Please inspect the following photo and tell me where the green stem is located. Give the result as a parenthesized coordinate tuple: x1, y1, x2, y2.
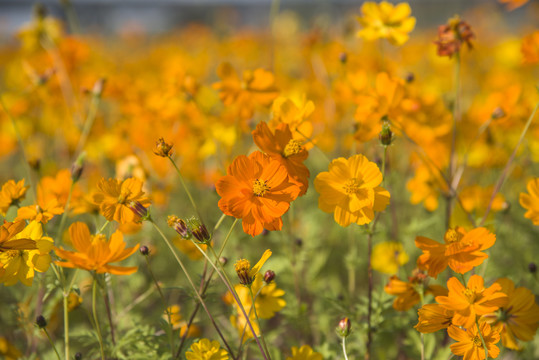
(42, 328, 62, 360)
(446, 52, 461, 229)
(97, 220, 110, 234)
(74, 81, 103, 157)
(168, 156, 204, 224)
(151, 221, 235, 359)
(57, 181, 75, 246)
(92, 277, 106, 360)
(342, 336, 349, 360)
(249, 287, 272, 360)
(475, 319, 489, 360)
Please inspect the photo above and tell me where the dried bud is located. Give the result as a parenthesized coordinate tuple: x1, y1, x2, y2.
(188, 218, 211, 243)
(336, 317, 351, 338)
(379, 122, 393, 146)
(339, 52, 348, 64)
(139, 245, 150, 256)
(75, 353, 82, 360)
(405, 72, 415, 83)
(264, 270, 275, 284)
(128, 201, 150, 222)
(219, 257, 228, 266)
(491, 107, 505, 119)
(71, 152, 86, 182)
(434, 16, 474, 58)
(529, 262, 537, 274)
(35, 315, 47, 329)
(168, 215, 191, 238)
(153, 137, 174, 157)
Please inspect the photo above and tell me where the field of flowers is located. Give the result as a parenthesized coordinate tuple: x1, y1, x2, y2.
(1, 0, 539, 359)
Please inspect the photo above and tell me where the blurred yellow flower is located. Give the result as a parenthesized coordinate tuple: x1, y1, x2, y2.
(286, 345, 323, 360)
(519, 178, 539, 225)
(371, 241, 409, 274)
(185, 338, 228, 360)
(407, 164, 447, 212)
(0, 179, 29, 215)
(522, 31, 539, 64)
(0, 336, 21, 360)
(314, 154, 390, 227)
(356, 1, 416, 46)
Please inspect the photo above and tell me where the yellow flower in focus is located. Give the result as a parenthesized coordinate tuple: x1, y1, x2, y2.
(371, 241, 409, 274)
(92, 177, 151, 224)
(0, 221, 54, 286)
(0, 221, 35, 252)
(234, 249, 272, 286)
(314, 154, 390, 227)
(286, 345, 323, 360)
(185, 338, 229, 360)
(234, 273, 286, 319)
(0, 179, 29, 215)
(519, 178, 539, 225)
(55, 222, 138, 275)
(356, 1, 416, 46)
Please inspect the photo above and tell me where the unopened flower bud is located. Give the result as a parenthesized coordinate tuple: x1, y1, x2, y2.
(339, 52, 348, 64)
(405, 72, 415, 83)
(188, 218, 211, 243)
(153, 137, 174, 157)
(235, 259, 253, 286)
(295, 238, 303, 247)
(92, 78, 106, 97)
(139, 245, 150, 256)
(75, 353, 82, 360)
(264, 270, 275, 284)
(219, 257, 228, 266)
(336, 317, 351, 338)
(71, 152, 86, 183)
(379, 122, 393, 146)
(491, 107, 505, 119)
(168, 216, 190, 238)
(128, 201, 150, 222)
(36, 315, 47, 329)
(529, 262, 537, 274)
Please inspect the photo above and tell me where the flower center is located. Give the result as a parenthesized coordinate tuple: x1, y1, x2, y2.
(283, 139, 302, 157)
(235, 259, 253, 285)
(343, 178, 362, 194)
(253, 179, 270, 197)
(472, 335, 483, 348)
(4, 249, 22, 259)
(118, 189, 132, 204)
(463, 287, 478, 303)
(92, 234, 107, 244)
(444, 229, 464, 243)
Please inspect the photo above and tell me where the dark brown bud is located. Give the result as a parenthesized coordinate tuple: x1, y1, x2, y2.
(188, 218, 211, 243)
(529, 263, 537, 274)
(219, 257, 228, 266)
(405, 72, 415, 83)
(36, 315, 47, 329)
(128, 201, 150, 221)
(153, 138, 174, 157)
(264, 270, 275, 284)
(139, 245, 150, 256)
(339, 52, 348, 64)
(74, 353, 82, 360)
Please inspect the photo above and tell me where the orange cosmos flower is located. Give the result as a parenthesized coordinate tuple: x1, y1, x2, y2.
(15, 193, 64, 224)
(519, 178, 539, 225)
(314, 154, 390, 227)
(215, 151, 300, 237)
(385, 271, 447, 311)
(252, 121, 310, 196)
(415, 304, 454, 333)
(407, 164, 448, 212)
(55, 222, 138, 275)
(522, 31, 539, 65)
(436, 275, 507, 329)
(0, 221, 36, 252)
(92, 177, 151, 224)
(0, 179, 29, 215)
(482, 278, 539, 350)
(415, 227, 496, 279)
(448, 323, 500, 360)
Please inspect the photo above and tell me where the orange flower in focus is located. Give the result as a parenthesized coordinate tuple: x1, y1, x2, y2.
(519, 178, 539, 225)
(314, 154, 390, 227)
(385, 271, 447, 311)
(253, 121, 310, 196)
(415, 227, 496, 279)
(436, 275, 507, 329)
(215, 151, 300, 236)
(92, 177, 150, 224)
(415, 304, 454, 333)
(55, 222, 138, 275)
(448, 323, 500, 360)
(0, 179, 29, 215)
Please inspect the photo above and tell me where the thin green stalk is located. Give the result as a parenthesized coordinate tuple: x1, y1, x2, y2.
(57, 181, 75, 246)
(446, 52, 461, 229)
(74, 80, 104, 157)
(62, 268, 78, 360)
(249, 287, 272, 360)
(92, 277, 106, 360)
(168, 157, 204, 224)
(42, 328, 62, 360)
(342, 336, 349, 360)
(475, 319, 489, 360)
(151, 221, 236, 359)
(97, 220, 110, 234)
(190, 241, 269, 360)
(144, 255, 175, 359)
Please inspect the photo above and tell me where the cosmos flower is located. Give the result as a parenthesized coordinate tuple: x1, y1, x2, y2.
(448, 322, 500, 360)
(0, 179, 29, 215)
(185, 338, 228, 360)
(286, 345, 323, 360)
(519, 177, 539, 225)
(415, 303, 454, 333)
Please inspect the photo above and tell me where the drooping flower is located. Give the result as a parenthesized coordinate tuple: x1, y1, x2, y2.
(314, 154, 390, 227)
(252, 121, 310, 195)
(436, 275, 507, 329)
(0, 179, 29, 215)
(434, 16, 474, 58)
(415, 304, 454, 333)
(234, 249, 272, 286)
(55, 222, 138, 275)
(448, 322, 501, 360)
(482, 278, 539, 350)
(0, 221, 54, 286)
(415, 227, 496, 279)
(286, 345, 323, 360)
(385, 270, 447, 311)
(153, 137, 174, 157)
(519, 178, 539, 225)
(185, 338, 229, 360)
(371, 241, 409, 275)
(216, 151, 300, 236)
(92, 177, 151, 224)
(356, 1, 416, 46)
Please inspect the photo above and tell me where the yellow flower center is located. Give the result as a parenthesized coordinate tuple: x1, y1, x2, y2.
(4, 249, 22, 259)
(283, 139, 302, 157)
(118, 189, 132, 204)
(234, 259, 253, 285)
(472, 335, 483, 348)
(444, 229, 464, 243)
(463, 287, 478, 303)
(92, 234, 107, 244)
(343, 178, 362, 194)
(253, 179, 270, 197)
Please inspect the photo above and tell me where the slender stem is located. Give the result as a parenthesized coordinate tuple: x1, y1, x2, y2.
(42, 328, 62, 360)
(446, 52, 461, 229)
(103, 284, 116, 345)
(144, 256, 175, 359)
(475, 319, 489, 360)
(97, 220, 110, 234)
(342, 336, 350, 360)
(479, 100, 539, 226)
(168, 156, 204, 224)
(249, 287, 272, 360)
(151, 221, 236, 359)
(74, 80, 103, 158)
(190, 241, 268, 360)
(92, 277, 106, 360)
(57, 181, 75, 246)
(213, 213, 227, 233)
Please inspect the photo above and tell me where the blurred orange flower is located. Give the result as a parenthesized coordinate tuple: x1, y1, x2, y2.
(519, 178, 539, 225)
(385, 271, 447, 311)
(55, 222, 138, 275)
(522, 31, 539, 64)
(15, 194, 64, 224)
(216, 151, 300, 236)
(415, 227, 496, 279)
(0, 179, 29, 215)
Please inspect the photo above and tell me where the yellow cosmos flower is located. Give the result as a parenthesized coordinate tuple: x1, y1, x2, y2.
(185, 338, 229, 360)
(234, 249, 272, 286)
(234, 273, 286, 319)
(0, 221, 53, 286)
(314, 154, 390, 227)
(519, 178, 539, 225)
(92, 177, 151, 224)
(448, 323, 500, 360)
(356, 1, 416, 46)
(415, 304, 454, 333)
(54, 222, 138, 275)
(371, 241, 409, 274)
(286, 345, 323, 360)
